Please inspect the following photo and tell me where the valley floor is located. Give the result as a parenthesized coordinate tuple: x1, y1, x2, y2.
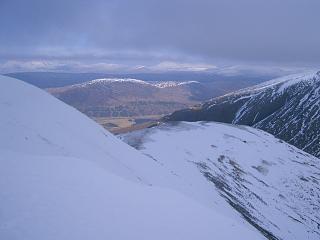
(94, 114, 162, 133)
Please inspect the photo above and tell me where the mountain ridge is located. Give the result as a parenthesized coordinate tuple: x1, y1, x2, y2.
(47, 78, 212, 118)
(166, 71, 320, 158)
(73, 78, 200, 88)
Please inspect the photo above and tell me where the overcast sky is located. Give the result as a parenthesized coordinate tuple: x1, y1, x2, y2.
(0, 0, 319, 74)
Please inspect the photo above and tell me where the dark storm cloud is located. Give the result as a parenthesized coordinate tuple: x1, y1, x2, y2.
(0, 0, 320, 72)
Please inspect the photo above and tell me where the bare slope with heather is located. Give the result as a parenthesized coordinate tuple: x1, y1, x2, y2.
(47, 78, 211, 117)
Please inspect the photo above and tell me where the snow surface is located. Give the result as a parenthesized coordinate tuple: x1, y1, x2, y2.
(153, 81, 199, 88)
(219, 70, 320, 98)
(76, 78, 199, 89)
(0, 75, 263, 240)
(121, 122, 320, 240)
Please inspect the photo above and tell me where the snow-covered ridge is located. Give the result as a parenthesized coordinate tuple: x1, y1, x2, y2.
(77, 78, 200, 88)
(83, 78, 150, 86)
(221, 70, 320, 98)
(153, 80, 200, 88)
(249, 70, 320, 93)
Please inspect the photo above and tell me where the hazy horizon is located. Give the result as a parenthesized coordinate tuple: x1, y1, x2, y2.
(1, 0, 320, 75)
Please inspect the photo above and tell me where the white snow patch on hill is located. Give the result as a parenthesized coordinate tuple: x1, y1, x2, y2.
(154, 81, 200, 88)
(121, 122, 320, 240)
(76, 78, 200, 89)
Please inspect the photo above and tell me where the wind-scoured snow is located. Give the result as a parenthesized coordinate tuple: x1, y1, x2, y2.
(121, 122, 320, 240)
(0, 76, 263, 240)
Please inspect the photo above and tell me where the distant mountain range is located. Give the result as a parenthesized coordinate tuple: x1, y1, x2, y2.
(47, 78, 214, 117)
(46, 74, 272, 119)
(6, 71, 273, 121)
(5, 71, 272, 88)
(166, 71, 320, 158)
(6, 71, 274, 128)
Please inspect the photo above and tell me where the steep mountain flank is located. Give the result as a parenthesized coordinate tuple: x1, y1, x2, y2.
(166, 71, 320, 158)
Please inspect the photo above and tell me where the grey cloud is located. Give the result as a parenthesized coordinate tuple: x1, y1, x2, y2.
(0, 0, 320, 72)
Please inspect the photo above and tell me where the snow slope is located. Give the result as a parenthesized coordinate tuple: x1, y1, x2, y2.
(121, 122, 320, 240)
(166, 71, 320, 158)
(228, 71, 319, 95)
(0, 75, 263, 240)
